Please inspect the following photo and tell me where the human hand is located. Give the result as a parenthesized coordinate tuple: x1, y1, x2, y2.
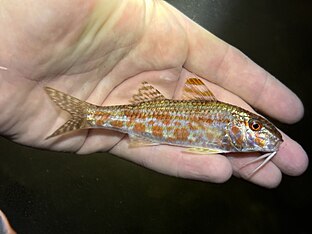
(0, 0, 308, 187)
(0, 209, 16, 234)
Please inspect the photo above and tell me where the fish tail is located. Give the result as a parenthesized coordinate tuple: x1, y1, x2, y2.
(44, 87, 94, 139)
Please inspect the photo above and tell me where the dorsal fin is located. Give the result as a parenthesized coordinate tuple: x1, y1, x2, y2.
(129, 81, 166, 104)
(182, 78, 217, 101)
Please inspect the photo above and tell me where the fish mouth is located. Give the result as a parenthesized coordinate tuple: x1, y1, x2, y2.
(276, 137, 284, 148)
(271, 131, 283, 150)
(266, 136, 283, 152)
(276, 130, 283, 143)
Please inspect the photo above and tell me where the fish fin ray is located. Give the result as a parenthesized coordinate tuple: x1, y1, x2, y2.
(45, 87, 94, 139)
(46, 117, 89, 139)
(128, 135, 160, 147)
(184, 147, 228, 155)
(129, 81, 166, 104)
(182, 78, 217, 101)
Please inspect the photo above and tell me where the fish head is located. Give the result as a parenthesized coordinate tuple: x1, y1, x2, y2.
(228, 112, 283, 152)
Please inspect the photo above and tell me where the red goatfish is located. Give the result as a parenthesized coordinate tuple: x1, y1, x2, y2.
(45, 78, 283, 176)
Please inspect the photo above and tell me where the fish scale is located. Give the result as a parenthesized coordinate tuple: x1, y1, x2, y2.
(45, 78, 283, 175)
(92, 100, 251, 151)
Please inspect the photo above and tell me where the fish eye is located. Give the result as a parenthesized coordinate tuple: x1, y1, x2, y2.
(248, 119, 262, 131)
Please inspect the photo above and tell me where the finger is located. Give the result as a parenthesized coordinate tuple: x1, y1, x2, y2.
(0, 209, 16, 234)
(232, 132, 308, 178)
(110, 137, 232, 183)
(228, 131, 308, 187)
(229, 154, 283, 188)
(272, 133, 308, 176)
(182, 17, 303, 124)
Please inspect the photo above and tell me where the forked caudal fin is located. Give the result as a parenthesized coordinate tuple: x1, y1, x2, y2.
(45, 87, 94, 139)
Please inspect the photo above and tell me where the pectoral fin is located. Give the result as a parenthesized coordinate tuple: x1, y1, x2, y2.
(128, 135, 160, 147)
(184, 147, 229, 155)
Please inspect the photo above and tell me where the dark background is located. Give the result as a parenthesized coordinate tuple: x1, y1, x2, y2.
(1, 1, 311, 233)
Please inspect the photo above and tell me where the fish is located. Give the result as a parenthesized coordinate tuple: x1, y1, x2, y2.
(45, 78, 283, 176)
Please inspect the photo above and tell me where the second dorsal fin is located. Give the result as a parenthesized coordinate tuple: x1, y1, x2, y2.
(182, 78, 217, 101)
(129, 81, 166, 104)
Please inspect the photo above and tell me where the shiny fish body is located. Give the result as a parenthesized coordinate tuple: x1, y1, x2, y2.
(45, 78, 283, 175)
(90, 99, 280, 153)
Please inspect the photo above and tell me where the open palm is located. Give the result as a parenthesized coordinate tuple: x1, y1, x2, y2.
(0, 0, 307, 187)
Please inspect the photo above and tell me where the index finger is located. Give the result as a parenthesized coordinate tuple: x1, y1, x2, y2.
(182, 18, 303, 124)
